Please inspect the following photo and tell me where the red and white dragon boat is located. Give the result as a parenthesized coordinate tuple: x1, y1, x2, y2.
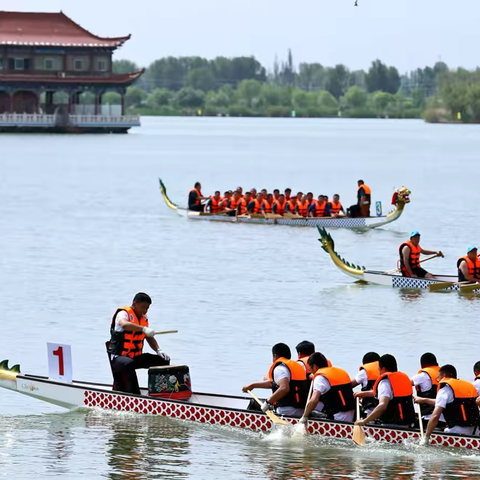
(1, 359, 479, 450)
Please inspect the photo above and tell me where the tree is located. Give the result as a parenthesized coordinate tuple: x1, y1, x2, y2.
(125, 86, 147, 108)
(173, 87, 205, 109)
(147, 88, 173, 110)
(297, 63, 325, 91)
(260, 84, 290, 106)
(325, 65, 350, 99)
(234, 79, 263, 109)
(113, 59, 140, 74)
(366, 60, 400, 94)
(371, 91, 395, 115)
(185, 67, 216, 92)
(468, 83, 480, 120)
(317, 91, 338, 112)
(341, 86, 368, 109)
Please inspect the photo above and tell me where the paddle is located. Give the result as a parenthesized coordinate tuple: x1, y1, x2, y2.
(417, 404, 424, 440)
(154, 330, 178, 335)
(353, 397, 366, 446)
(293, 381, 314, 435)
(428, 281, 471, 292)
(385, 254, 439, 274)
(246, 390, 290, 426)
(459, 282, 480, 293)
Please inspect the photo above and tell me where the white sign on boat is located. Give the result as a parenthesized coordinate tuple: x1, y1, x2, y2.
(47, 343, 73, 383)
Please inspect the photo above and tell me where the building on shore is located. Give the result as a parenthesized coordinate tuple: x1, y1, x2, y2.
(0, 11, 144, 133)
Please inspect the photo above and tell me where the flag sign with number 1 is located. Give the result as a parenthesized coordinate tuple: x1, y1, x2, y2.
(47, 343, 73, 382)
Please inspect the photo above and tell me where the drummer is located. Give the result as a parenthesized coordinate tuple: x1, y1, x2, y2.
(107, 293, 171, 395)
(399, 231, 443, 279)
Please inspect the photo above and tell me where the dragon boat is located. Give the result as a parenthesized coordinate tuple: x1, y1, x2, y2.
(318, 228, 480, 292)
(159, 179, 411, 229)
(1, 359, 480, 450)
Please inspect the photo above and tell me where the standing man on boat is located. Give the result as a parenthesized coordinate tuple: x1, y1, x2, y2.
(299, 352, 355, 425)
(354, 354, 415, 428)
(422, 364, 479, 444)
(399, 232, 444, 279)
(242, 343, 309, 418)
(188, 182, 208, 212)
(107, 293, 170, 395)
(457, 246, 480, 283)
(357, 180, 371, 217)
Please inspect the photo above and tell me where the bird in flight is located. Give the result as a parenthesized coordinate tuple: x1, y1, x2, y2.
(354, 0, 358, 5)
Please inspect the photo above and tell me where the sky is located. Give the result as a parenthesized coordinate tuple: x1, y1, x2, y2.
(3, 0, 480, 73)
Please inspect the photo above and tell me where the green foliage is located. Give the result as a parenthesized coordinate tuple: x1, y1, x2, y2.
(366, 60, 400, 94)
(185, 67, 216, 92)
(113, 59, 140, 74)
(102, 92, 121, 104)
(174, 87, 205, 109)
(125, 86, 147, 108)
(341, 86, 368, 109)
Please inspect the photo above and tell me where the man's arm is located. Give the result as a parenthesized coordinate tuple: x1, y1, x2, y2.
(351, 379, 360, 388)
(425, 405, 444, 438)
(242, 380, 272, 392)
(354, 390, 375, 399)
(355, 396, 389, 425)
(303, 390, 321, 418)
(402, 246, 414, 277)
(267, 377, 289, 404)
(413, 396, 435, 407)
(146, 336, 160, 351)
(420, 247, 444, 257)
(118, 317, 145, 333)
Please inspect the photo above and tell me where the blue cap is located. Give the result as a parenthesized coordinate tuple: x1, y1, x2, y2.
(410, 231, 420, 238)
(467, 245, 478, 253)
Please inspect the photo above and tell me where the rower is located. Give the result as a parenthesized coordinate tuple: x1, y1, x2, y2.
(399, 231, 444, 279)
(260, 188, 268, 200)
(309, 195, 326, 218)
(237, 192, 252, 216)
(411, 353, 441, 424)
(250, 193, 264, 215)
(220, 191, 232, 211)
(206, 191, 222, 214)
(226, 191, 241, 216)
(261, 193, 274, 215)
(473, 362, 480, 397)
(327, 194, 345, 217)
(296, 340, 315, 374)
(273, 189, 280, 203)
(272, 194, 287, 216)
(457, 246, 480, 283)
(299, 352, 355, 425)
(242, 343, 309, 418)
(286, 196, 298, 215)
(284, 188, 292, 202)
(357, 180, 371, 217)
(351, 352, 380, 417)
(107, 293, 170, 395)
(423, 364, 480, 444)
(250, 188, 257, 199)
(188, 182, 208, 212)
(354, 354, 415, 428)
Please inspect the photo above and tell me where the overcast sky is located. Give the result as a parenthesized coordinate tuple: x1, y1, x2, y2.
(4, 0, 480, 73)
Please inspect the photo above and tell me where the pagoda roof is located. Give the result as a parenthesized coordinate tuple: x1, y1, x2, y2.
(0, 11, 131, 48)
(0, 70, 145, 86)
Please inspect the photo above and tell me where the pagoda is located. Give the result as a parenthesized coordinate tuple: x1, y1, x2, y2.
(0, 11, 144, 133)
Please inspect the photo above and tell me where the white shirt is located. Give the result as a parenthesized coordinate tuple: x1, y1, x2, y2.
(273, 365, 303, 417)
(354, 369, 369, 389)
(114, 310, 129, 332)
(377, 379, 394, 400)
(473, 379, 480, 397)
(411, 372, 432, 394)
(312, 375, 354, 422)
(435, 385, 476, 435)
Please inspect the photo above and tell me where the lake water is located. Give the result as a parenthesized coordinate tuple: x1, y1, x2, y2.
(1, 117, 480, 479)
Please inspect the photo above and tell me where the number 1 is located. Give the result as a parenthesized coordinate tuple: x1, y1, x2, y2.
(53, 346, 64, 376)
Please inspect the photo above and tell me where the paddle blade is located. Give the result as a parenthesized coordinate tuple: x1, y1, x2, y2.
(266, 410, 290, 425)
(353, 425, 366, 446)
(428, 282, 455, 292)
(460, 283, 480, 293)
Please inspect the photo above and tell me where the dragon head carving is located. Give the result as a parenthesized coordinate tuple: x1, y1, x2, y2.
(392, 186, 411, 206)
(0, 360, 20, 381)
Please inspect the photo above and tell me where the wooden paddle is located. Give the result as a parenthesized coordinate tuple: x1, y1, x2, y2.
(460, 282, 480, 293)
(428, 281, 471, 292)
(385, 254, 439, 274)
(353, 397, 366, 446)
(154, 330, 178, 335)
(417, 403, 424, 440)
(246, 390, 290, 426)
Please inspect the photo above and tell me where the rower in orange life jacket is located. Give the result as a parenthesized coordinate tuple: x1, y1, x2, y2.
(261, 194, 274, 215)
(207, 191, 222, 214)
(357, 180, 371, 217)
(351, 352, 381, 416)
(107, 292, 171, 395)
(286, 198, 298, 215)
(399, 231, 443, 279)
(242, 343, 309, 418)
(354, 354, 415, 428)
(457, 246, 480, 283)
(327, 194, 345, 217)
(309, 195, 326, 217)
(188, 182, 207, 212)
(237, 193, 252, 216)
(423, 364, 480, 444)
(299, 352, 355, 425)
(226, 191, 241, 216)
(272, 194, 287, 215)
(284, 188, 292, 202)
(410, 352, 440, 419)
(298, 195, 309, 217)
(252, 194, 264, 214)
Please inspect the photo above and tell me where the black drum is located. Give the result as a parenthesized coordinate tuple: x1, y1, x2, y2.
(148, 365, 192, 400)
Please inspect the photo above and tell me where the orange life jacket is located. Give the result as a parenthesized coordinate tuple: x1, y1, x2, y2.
(329, 201, 342, 215)
(210, 196, 221, 213)
(416, 365, 440, 416)
(439, 378, 479, 428)
(237, 198, 248, 215)
(457, 256, 480, 281)
(313, 200, 326, 217)
(262, 200, 273, 214)
(273, 201, 286, 216)
(298, 202, 309, 217)
(286, 200, 297, 214)
(108, 306, 148, 359)
(399, 241, 421, 269)
(228, 198, 240, 210)
(357, 184, 371, 201)
(189, 188, 202, 205)
(313, 366, 355, 417)
(373, 371, 415, 425)
(297, 357, 311, 374)
(252, 199, 263, 214)
(359, 361, 380, 411)
(268, 358, 309, 408)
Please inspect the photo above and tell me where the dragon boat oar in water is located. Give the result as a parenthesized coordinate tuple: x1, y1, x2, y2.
(159, 179, 412, 230)
(2, 357, 480, 450)
(317, 227, 480, 292)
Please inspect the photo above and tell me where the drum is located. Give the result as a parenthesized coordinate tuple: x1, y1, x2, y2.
(148, 365, 192, 400)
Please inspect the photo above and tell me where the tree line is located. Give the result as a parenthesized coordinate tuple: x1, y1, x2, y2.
(111, 52, 476, 121)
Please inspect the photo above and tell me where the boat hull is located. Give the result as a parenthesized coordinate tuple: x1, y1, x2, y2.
(3, 373, 480, 450)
